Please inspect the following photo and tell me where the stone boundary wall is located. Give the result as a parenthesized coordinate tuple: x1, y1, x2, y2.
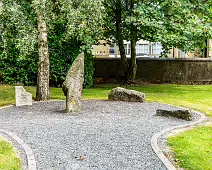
(94, 58, 212, 84)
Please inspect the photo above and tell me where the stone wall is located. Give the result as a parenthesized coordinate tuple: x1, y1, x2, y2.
(94, 58, 212, 84)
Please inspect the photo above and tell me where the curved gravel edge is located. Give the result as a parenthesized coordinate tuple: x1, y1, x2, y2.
(0, 105, 37, 170)
(151, 106, 207, 170)
(0, 102, 207, 170)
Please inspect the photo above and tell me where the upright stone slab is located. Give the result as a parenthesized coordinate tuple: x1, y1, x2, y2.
(62, 53, 84, 113)
(15, 86, 32, 106)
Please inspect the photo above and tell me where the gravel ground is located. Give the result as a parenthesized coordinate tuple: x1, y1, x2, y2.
(0, 101, 200, 170)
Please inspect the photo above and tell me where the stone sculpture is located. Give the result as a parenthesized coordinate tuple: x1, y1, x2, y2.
(62, 53, 84, 113)
(108, 87, 145, 102)
(15, 86, 32, 106)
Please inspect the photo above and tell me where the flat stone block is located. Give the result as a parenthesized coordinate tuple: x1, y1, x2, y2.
(108, 87, 145, 102)
(15, 86, 32, 106)
(156, 109, 192, 121)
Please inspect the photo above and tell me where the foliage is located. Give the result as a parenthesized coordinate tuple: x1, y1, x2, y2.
(48, 17, 95, 88)
(0, 0, 38, 85)
(0, 38, 94, 87)
(103, 0, 212, 51)
(168, 125, 212, 170)
(0, 138, 21, 170)
(0, 0, 38, 58)
(0, 0, 102, 87)
(0, 0, 104, 55)
(155, 0, 212, 51)
(84, 52, 95, 88)
(102, 0, 212, 81)
(0, 46, 38, 85)
(0, 19, 95, 87)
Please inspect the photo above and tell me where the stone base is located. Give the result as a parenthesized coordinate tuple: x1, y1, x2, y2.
(66, 99, 82, 113)
(15, 86, 32, 106)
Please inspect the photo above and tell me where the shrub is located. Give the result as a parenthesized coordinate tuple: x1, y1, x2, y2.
(0, 23, 94, 87)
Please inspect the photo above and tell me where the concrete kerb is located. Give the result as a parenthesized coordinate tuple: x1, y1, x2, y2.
(151, 105, 207, 170)
(0, 105, 37, 170)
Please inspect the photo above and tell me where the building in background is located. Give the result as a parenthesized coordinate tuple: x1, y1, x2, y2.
(92, 40, 212, 58)
(108, 40, 163, 58)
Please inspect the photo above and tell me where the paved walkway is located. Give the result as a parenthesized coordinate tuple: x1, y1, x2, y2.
(0, 101, 199, 170)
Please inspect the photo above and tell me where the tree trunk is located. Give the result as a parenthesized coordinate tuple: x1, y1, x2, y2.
(115, 0, 128, 80)
(118, 39, 129, 80)
(36, 8, 50, 101)
(128, 39, 137, 82)
(127, 0, 137, 83)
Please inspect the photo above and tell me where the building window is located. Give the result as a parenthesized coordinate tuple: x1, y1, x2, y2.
(123, 43, 131, 55)
(152, 43, 163, 55)
(136, 44, 149, 55)
(127, 44, 131, 55)
(109, 43, 115, 54)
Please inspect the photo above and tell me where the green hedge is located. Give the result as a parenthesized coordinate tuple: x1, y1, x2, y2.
(0, 45, 94, 88)
(0, 23, 94, 88)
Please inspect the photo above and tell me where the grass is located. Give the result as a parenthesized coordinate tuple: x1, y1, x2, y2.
(0, 85, 15, 107)
(28, 84, 212, 117)
(168, 125, 212, 170)
(1, 84, 212, 170)
(1, 84, 212, 116)
(0, 138, 21, 170)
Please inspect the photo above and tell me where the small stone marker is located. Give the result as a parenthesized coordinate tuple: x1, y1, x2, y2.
(156, 109, 192, 121)
(62, 53, 84, 113)
(15, 86, 32, 106)
(108, 87, 145, 102)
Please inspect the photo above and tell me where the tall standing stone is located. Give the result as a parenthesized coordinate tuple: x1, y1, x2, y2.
(62, 53, 84, 113)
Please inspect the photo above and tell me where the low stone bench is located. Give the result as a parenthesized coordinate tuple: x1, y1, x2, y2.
(108, 87, 145, 102)
(156, 109, 192, 121)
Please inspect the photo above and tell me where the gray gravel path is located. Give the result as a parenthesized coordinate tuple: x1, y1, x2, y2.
(0, 101, 199, 170)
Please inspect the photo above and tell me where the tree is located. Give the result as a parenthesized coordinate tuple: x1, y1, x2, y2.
(0, 0, 104, 100)
(36, 0, 50, 101)
(103, 0, 212, 82)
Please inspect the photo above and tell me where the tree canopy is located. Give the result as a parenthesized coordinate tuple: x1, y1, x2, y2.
(103, 0, 212, 82)
(0, 0, 104, 58)
(0, 0, 104, 100)
(103, 0, 212, 52)
(1, 0, 212, 85)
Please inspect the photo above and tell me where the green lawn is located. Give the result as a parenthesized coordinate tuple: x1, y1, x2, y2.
(168, 125, 212, 170)
(24, 84, 212, 117)
(1, 84, 212, 116)
(1, 84, 212, 170)
(0, 138, 21, 170)
(0, 85, 15, 107)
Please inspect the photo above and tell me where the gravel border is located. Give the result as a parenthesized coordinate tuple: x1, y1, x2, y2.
(0, 105, 37, 170)
(151, 105, 207, 170)
(0, 101, 207, 170)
